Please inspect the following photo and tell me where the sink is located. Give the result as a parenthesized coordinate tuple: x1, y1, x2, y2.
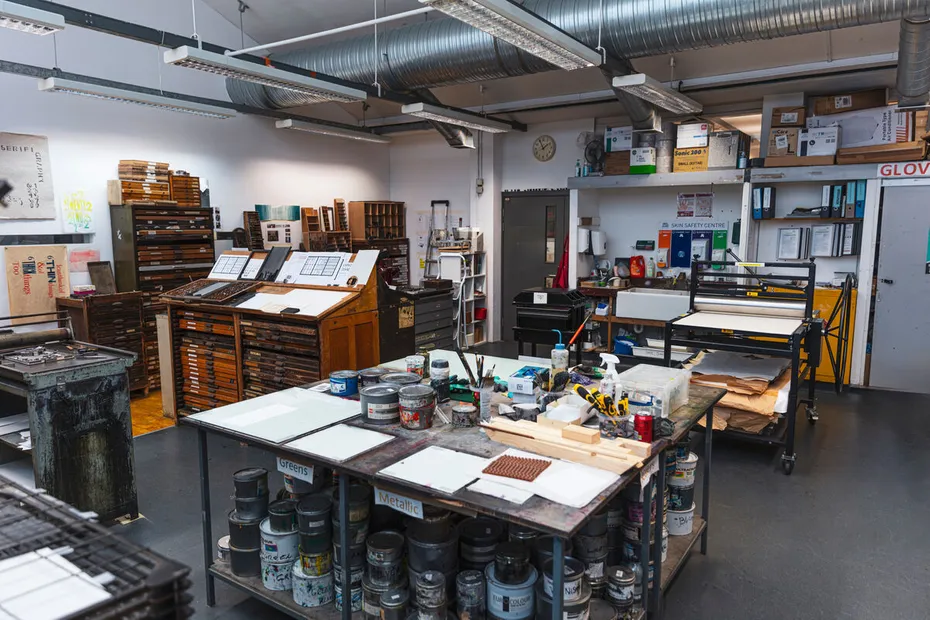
(615, 288, 690, 321)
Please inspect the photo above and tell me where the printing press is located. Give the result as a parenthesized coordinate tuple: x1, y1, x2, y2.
(664, 260, 822, 475)
(0, 312, 138, 520)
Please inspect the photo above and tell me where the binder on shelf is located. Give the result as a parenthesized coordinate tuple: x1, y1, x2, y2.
(831, 185, 844, 218)
(821, 185, 832, 218)
(752, 187, 763, 220)
(855, 180, 866, 218)
(762, 187, 776, 219)
(844, 181, 856, 218)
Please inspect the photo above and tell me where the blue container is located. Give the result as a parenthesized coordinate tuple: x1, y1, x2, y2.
(330, 371, 359, 397)
(613, 336, 635, 356)
(485, 562, 537, 620)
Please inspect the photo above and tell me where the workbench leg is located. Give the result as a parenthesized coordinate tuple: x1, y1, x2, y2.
(640, 477, 654, 615)
(701, 406, 712, 555)
(338, 474, 351, 620)
(782, 334, 800, 475)
(197, 428, 215, 607)
(552, 537, 564, 620)
(651, 455, 666, 619)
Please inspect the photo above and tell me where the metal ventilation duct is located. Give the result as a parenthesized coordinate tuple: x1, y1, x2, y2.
(896, 18, 930, 108)
(227, 0, 930, 110)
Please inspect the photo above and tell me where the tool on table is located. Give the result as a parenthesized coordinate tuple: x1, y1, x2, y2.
(568, 309, 595, 347)
(454, 344, 477, 386)
(573, 384, 618, 418)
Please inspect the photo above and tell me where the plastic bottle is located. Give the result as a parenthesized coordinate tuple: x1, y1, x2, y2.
(646, 257, 656, 278)
(575, 159, 582, 177)
(599, 353, 620, 401)
(550, 329, 569, 378)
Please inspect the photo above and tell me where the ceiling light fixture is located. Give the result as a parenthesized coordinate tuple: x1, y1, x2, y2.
(0, 1, 65, 35)
(419, 0, 601, 71)
(38, 78, 236, 119)
(401, 102, 511, 133)
(611, 74, 703, 115)
(275, 119, 391, 144)
(165, 46, 367, 103)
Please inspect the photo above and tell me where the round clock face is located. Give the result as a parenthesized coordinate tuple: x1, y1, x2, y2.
(533, 135, 556, 162)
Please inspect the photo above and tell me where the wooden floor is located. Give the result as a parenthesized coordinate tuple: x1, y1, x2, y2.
(130, 390, 175, 437)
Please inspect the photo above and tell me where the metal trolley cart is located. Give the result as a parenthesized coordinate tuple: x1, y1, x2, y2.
(663, 260, 822, 475)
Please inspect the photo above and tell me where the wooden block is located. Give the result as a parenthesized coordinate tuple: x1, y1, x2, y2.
(483, 427, 635, 475)
(562, 425, 600, 444)
(537, 416, 569, 429)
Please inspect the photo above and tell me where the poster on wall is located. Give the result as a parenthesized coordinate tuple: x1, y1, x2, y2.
(4, 246, 70, 325)
(0, 133, 55, 220)
(69, 249, 101, 273)
(677, 193, 714, 218)
(61, 190, 94, 233)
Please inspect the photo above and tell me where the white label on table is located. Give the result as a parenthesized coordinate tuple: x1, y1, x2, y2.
(533, 292, 548, 305)
(277, 457, 314, 483)
(375, 487, 423, 519)
(639, 457, 659, 499)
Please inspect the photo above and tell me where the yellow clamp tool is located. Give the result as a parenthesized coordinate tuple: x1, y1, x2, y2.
(573, 385, 616, 417)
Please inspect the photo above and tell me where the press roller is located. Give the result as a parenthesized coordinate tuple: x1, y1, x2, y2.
(692, 296, 807, 318)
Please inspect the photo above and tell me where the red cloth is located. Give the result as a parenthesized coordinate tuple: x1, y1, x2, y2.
(554, 233, 569, 289)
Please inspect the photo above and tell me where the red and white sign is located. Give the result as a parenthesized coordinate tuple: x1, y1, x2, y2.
(878, 161, 930, 179)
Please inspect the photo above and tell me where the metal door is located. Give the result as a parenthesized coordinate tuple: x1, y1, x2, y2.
(501, 192, 569, 341)
(870, 186, 930, 393)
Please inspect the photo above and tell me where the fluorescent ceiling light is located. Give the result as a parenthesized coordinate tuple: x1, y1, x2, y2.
(0, 1, 65, 35)
(401, 102, 511, 133)
(275, 119, 391, 144)
(612, 74, 703, 115)
(420, 0, 601, 71)
(38, 78, 236, 119)
(165, 46, 367, 104)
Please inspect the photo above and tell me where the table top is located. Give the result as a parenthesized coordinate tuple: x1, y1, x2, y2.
(386, 350, 546, 383)
(181, 358, 724, 537)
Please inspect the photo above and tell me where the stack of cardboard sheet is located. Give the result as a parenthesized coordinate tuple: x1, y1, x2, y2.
(687, 351, 791, 433)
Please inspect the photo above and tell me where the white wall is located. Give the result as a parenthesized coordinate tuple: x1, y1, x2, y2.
(0, 0, 390, 318)
(500, 119, 594, 191)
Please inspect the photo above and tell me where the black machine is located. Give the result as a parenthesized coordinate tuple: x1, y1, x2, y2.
(378, 278, 455, 358)
(664, 260, 822, 475)
(512, 288, 587, 363)
(0, 312, 138, 520)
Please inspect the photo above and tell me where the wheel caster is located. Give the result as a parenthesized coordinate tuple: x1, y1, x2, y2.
(806, 406, 818, 425)
(781, 455, 796, 475)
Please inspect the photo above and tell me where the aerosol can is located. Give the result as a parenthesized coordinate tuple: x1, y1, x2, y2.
(599, 353, 620, 401)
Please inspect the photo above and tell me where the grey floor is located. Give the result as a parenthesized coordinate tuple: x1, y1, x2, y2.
(117, 349, 930, 619)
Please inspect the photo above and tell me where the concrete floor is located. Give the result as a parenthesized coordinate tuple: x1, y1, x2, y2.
(118, 371, 930, 619)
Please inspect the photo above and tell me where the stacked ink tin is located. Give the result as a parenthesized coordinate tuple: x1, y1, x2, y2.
(364, 530, 407, 620)
(228, 467, 269, 578)
(260, 499, 299, 591)
(293, 494, 334, 608)
(333, 483, 373, 614)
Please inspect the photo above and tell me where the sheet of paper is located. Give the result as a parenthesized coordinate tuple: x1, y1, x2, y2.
(0, 549, 112, 618)
(468, 479, 534, 505)
(810, 225, 835, 257)
(379, 446, 488, 494)
(691, 349, 790, 380)
(673, 311, 804, 337)
(208, 253, 251, 280)
(275, 252, 348, 286)
(235, 291, 288, 310)
(285, 424, 394, 462)
(338, 250, 379, 286)
(240, 256, 265, 280)
(777, 228, 802, 260)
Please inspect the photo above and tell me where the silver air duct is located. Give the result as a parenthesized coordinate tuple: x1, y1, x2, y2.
(228, 0, 930, 112)
(896, 18, 930, 108)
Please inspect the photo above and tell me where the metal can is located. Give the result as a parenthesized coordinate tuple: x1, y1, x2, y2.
(406, 355, 426, 377)
(633, 413, 653, 443)
(330, 370, 360, 397)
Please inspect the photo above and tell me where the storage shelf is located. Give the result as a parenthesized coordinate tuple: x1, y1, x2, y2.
(568, 169, 747, 190)
(211, 562, 342, 620)
(661, 516, 706, 593)
(750, 164, 876, 184)
(760, 217, 863, 223)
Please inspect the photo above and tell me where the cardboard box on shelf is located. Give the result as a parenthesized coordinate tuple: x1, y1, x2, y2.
(764, 155, 836, 168)
(767, 128, 800, 157)
(673, 147, 709, 172)
(708, 131, 751, 169)
(605, 126, 633, 152)
(835, 141, 929, 165)
(604, 151, 631, 175)
(630, 148, 657, 174)
(771, 106, 806, 127)
(807, 106, 912, 149)
(811, 89, 887, 116)
(799, 127, 841, 157)
(677, 123, 710, 148)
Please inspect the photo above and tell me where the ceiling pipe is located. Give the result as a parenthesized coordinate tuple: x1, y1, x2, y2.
(896, 17, 930, 108)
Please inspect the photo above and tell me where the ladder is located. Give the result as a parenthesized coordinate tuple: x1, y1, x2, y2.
(422, 200, 450, 280)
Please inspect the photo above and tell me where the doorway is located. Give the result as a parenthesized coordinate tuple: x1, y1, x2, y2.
(500, 191, 569, 342)
(869, 185, 930, 393)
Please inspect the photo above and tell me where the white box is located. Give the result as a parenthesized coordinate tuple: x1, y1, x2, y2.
(605, 126, 633, 152)
(508, 366, 541, 395)
(677, 123, 710, 148)
(615, 365, 691, 418)
(806, 106, 912, 148)
(798, 127, 841, 157)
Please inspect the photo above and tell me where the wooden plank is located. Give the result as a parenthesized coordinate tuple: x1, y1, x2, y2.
(562, 425, 600, 444)
(483, 427, 636, 475)
(484, 420, 642, 465)
(489, 418, 651, 459)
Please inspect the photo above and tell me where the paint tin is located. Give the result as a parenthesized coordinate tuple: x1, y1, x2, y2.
(261, 558, 293, 591)
(365, 572, 404, 620)
(300, 531, 332, 556)
(268, 499, 298, 533)
(589, 598, 617, 620)
(233, 467, 268, 498)
(667, 503, 694, 536)
(416, 570, 447, 608)
(382, 588, 410, 620)
(330, 370, 360, 397)
(216, 535, 231, 563)
(532, 536, 572, 572)
(400, 404, 435, 430)
(459, 518, 504, 571)
(456, 569, 486, 620)
(668, 482, 694, 512)
(367, 530, 405, 586)
(670, 452, 698, 487)
(335, 581, 364, 614)
(228, 510, 262, 549)
(360, 367, 391, 387)
(572, 533, 609, 559)
(381, 372, 423, 387)
(333, 482, 373, 523)
(507, 523, 538, 546)
(675, 440, 691, 461)
(333, 514, 371, 545)
(333, 539, 366, 568)
(400, 384, 436, 409)
(633, 413, 653, 443)
(665, 450, 678, 479)
(485, 562, 537, 620)
(408, 566, 457, 608)
(229, 543, 260, 577)
(662, 527, 668, 562)
(283, 473, 315, 495)
(406, 355, 427, 377)
(334, 561, 365, 588)
(493, 542, 531, 585)
(452, 404, 479, 428)
(292, 562, 334, 608)
(430, 359, 451, 403)
(408, 523, 459, 574)
(297, 494, 332, 536)
(261, 517, 299, 564)
(235, 494, 269, 521)
(536, 578, 591, 620)
(541, 557, 586, 602)
(590, 581, 607, 601)
(361, 385, 401, 425)
(605, 566, 635, 610)
(300, 548, 334, 576)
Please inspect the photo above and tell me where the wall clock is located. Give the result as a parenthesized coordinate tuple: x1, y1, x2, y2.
(533, 135, 556, 162)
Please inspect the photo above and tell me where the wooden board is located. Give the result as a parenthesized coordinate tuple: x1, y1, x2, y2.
(88, 261, 116, 294)
(483, 427, 636, 475)
(488, 418, 651, 458)
(4, 245, 70, 324)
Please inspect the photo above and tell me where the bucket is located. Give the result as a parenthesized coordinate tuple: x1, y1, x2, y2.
(485, 562, 537, 620)
(668, 482, 694, 512)
(292, 562, 334, 608)
(408, 523, 458, 573)
(535, 577, 591, 620)
(228, 510, 261, 549)
(400, 384, 436, 409)
(670, 452, 698, 487)
(381, 588, 410, 620)
(459, 517, 504, 571)
(365, 572, 404, 620)
(233, 467, 268, 498)
(333, 483, 373, 523)
(260, 517, 299, 564)
(261, 558, 293, 591)
(216, 535, 230, 563)
(297, 494, 332, 535)
(667, 503, 695, 536)
(330, 370, 360, 396)
(451, 404, 478, 428)
(336, 581, 364, 613)
(367, 530, 405, 586)
(605, 566, 635, 610)
(360, 367, 391, 387)
(541, 557, 586, 602)
(235, 494, 269, 521)
(361, 385, 401, 425)
(381, 372, 423, 387)
(229, 543, 260, 577)
(299, 547, 334, 576)
(456, 570, 486, 620)
(268, 499, 298, 533)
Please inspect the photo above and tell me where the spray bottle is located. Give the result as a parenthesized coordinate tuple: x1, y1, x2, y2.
(550, 329, 569, 381)
(599, 353, 620, 401)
